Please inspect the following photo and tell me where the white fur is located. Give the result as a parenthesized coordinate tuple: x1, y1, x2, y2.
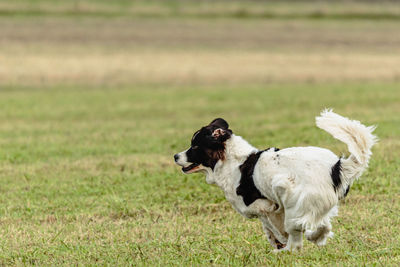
(316, 109, 378, 198)
(176, 111, 377, 251)
(176, 149, 190, 167)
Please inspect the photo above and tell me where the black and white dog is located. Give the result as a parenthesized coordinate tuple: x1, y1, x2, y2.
(174, 110, 377, 252)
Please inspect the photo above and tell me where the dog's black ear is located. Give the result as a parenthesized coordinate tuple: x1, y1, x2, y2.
(209, 118, 229, 130)
(208, 118, 232, 142)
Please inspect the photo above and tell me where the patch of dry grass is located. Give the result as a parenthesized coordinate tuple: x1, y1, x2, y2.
(3, 48, 400, 85)
(1, 18, 400, 86)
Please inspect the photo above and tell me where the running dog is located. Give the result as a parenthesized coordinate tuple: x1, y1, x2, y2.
(174, 110, 377, 252)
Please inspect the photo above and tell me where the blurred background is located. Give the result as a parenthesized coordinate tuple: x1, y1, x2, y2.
(2, 0, 400, 86)
(1, 0, 400, 265)
(2, 0, 400, 156)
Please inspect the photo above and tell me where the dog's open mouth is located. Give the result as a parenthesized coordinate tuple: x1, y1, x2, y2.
(182, 163, 200, 173)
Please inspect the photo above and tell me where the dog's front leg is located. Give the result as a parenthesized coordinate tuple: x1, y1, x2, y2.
(260, 212, 288, 250)
(262, 221, 286, 249)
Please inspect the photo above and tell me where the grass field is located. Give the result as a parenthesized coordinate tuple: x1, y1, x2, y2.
(1, 1, 400, 265)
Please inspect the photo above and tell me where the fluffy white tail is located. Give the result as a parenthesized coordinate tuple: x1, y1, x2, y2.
(316, 109, 378, 198)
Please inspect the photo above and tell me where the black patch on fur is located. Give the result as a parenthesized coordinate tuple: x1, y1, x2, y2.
(236, 150, 267, 206)
(331, 159, 342, 192)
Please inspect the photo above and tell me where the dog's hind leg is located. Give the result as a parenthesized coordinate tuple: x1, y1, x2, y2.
(282, 224, 303, 252)
(273, 207, 304, 252)
(305, 206, 337, 246)
(305, 208, 336, 246)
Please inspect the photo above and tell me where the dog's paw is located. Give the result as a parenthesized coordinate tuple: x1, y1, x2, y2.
(327, 231, 334, 238)
(305, 230, 314, 241)
(315, 238, 327, 246)
(306, 230, 334, 246)
(315, 231, 334, 246)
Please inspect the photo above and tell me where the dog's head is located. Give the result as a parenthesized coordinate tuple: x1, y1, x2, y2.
(174, 118, 232, 174)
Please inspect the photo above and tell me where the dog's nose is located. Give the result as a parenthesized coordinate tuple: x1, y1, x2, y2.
(174, 154, 179, 162)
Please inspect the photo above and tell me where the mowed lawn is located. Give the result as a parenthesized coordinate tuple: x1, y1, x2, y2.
(1, 2, 400, 265)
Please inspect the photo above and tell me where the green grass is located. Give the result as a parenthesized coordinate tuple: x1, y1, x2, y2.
(0, 83, 399, 265)
(1, 0, 400, 265)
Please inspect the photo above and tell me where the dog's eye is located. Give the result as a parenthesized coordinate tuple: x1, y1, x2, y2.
(192, 146, 199, 150)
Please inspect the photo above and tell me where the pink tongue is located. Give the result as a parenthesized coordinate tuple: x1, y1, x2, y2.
(183, 164, 199, 172)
